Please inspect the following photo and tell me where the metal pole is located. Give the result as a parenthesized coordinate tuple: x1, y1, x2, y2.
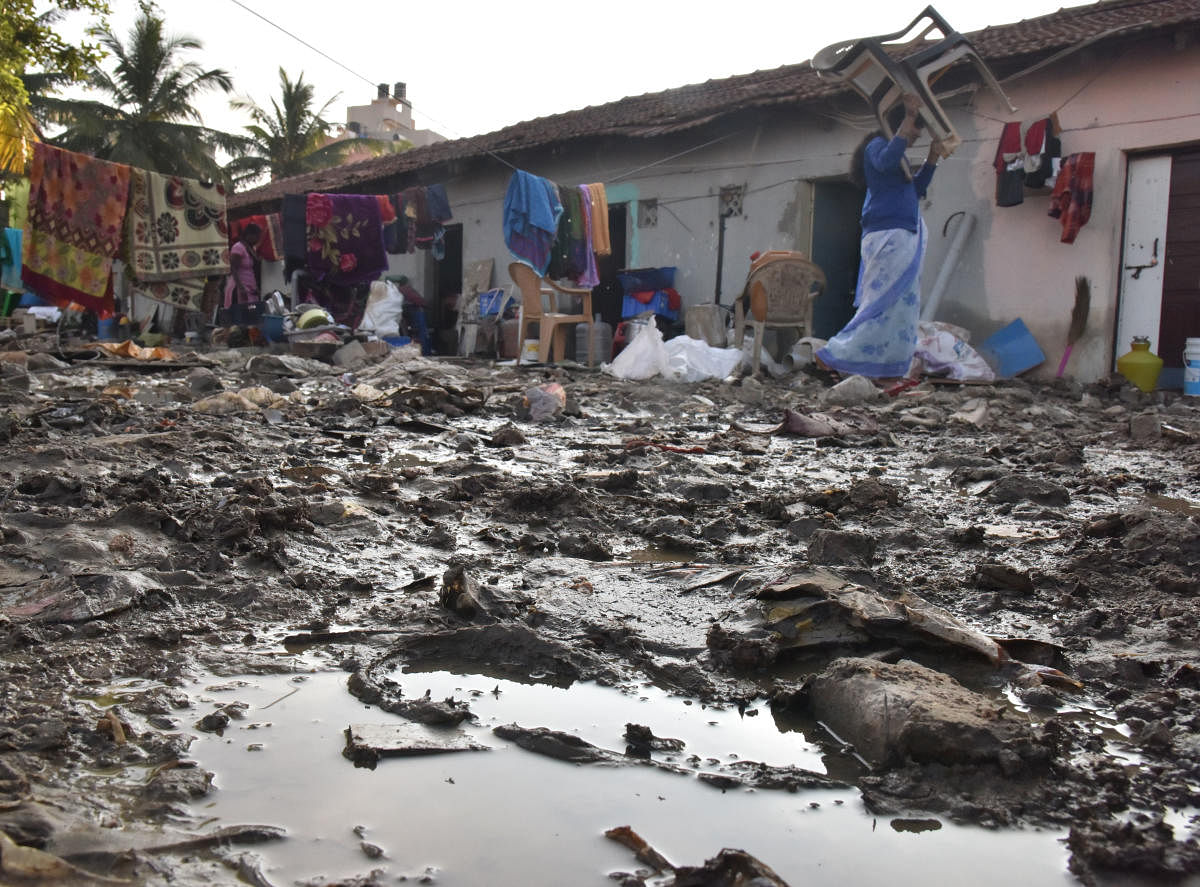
(714, 213, 727, 304)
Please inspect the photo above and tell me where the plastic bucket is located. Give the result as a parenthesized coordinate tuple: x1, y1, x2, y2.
(1184, 337, 1200, 396)
(261, 315, 285, 342)
(97, 316, 118, 341)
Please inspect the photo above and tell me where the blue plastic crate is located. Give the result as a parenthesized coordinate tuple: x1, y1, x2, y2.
(477, 288, 507, 316)
(978, 318, 1045, 378)
(622, 291, 679, 321)
(618, 267, 675, 294)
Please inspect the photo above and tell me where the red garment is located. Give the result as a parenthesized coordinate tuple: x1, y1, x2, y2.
(231, 215, 282, 261)
(994, 121, 1022, 173)
(1048, 152, 1095, 244)
(376, 194, 397, 224)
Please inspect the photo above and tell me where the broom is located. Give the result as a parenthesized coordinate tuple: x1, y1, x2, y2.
(1056, 276, 1090, 377)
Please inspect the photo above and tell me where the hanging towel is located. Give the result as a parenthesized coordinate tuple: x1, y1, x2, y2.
(575, 184, 599, 288)
(586, 183, 611, 256)
(503, 170, 562, 275)
(305, 193, 387, 285)
(22, 143, 131, 317)
(281, 194, 310, 281)
(1049, 152, 1095, 244)
(1, 228, 22, 291)
(993, 122, 1025, 207)
(426, 184, 452, 222)
(126, 168, 230, 283)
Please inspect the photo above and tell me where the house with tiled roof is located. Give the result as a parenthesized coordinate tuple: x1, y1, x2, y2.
(231, 0, 1200, 383)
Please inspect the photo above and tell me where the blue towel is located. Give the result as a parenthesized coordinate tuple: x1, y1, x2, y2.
(503, 170, 562, 275)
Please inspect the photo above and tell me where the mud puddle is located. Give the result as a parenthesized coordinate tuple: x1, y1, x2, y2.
(188, 669, 1074, 886)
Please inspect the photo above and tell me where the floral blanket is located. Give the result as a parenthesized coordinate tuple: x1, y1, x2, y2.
(127, 168, 230, 285)
(21, 143, 131, 316)
(306, 193, 387, 286)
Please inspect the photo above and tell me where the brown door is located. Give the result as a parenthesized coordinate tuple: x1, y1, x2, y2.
(1159, 148, 1200, 368)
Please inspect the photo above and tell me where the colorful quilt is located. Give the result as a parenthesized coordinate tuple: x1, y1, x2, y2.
(305, 193, 386, 286)
(127, 168, 230, 283)
(128, 277, 208, 313)
(21, 143, 131, 316)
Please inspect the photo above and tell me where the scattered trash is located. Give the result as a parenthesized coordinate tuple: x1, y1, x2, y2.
(520, 382, 566, 422)
(343, 723, 490, 769)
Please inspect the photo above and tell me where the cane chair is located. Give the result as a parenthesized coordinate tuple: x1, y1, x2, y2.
(507, 262, 595, 366)
(734, 252, 825, 374)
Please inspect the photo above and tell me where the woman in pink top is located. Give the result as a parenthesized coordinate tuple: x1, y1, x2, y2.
(224, 224, 262, 307)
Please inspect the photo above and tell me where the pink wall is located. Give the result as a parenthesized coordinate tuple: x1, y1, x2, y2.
(925, 35, 1200, 381)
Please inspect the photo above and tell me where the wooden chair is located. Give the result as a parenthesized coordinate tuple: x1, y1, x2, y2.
(734, 252, 825, 373)
(507, 262, 595, 366)
(813, 6, 1016, 161)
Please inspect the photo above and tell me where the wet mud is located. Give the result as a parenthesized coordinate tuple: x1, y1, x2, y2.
(0, 342, 1198, 885)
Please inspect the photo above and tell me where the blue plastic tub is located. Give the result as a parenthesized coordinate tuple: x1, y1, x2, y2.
(382, 335, 412, 347)
(261, 315, 285, 342)
(978, 318, 1045, 378)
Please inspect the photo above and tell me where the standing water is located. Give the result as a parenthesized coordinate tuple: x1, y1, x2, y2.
(188, 669, 1076, 886)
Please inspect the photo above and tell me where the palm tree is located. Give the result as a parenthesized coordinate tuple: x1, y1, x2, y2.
(225, 68, 407, 189)
(44, 11, 241, 180)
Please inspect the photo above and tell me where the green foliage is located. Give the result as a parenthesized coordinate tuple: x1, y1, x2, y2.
(225, 67, 407, 190)
(0, 0, 110, 173)
(45, 10, 243, 181)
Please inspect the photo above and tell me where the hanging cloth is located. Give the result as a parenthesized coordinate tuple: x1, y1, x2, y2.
(22, 143, 131, 317)
(1023, 115, 1061, 189)
(1048, 152, 1095, 244)
(1, 228, 21, 292)
(586, 183, 611, 256)
(281, 194, 309, 281)
(993, 121, 1025, 207)
(305, 193, 387, 285)
(575, 184, 599, 288)
(503, 170, 562, 275)
(230, 214, 282, 262)
(126, 168, 231, 283)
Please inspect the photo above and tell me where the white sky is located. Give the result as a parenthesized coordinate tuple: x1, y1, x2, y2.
(58, 0, 1089, 141)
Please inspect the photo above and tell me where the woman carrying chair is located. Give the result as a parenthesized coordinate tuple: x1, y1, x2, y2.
(817, 95, 942, 383)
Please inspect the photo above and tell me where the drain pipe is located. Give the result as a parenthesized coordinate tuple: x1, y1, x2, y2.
(922, 211, 975, 322)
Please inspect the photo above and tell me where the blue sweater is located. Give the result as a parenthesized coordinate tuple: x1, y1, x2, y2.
(861, 135, 936, 234)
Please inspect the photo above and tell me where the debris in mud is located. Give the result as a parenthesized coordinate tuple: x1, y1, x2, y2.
(749, 568, 1010, 665)
(342, 723, 490, 769)
(605, 825, 790, 886)
(493, 723, 621, 764)
(1067, 815, 1200, 881)
(803, 657, 1045, 770)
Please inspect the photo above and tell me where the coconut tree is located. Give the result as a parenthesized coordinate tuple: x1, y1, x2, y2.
(225, 67, 406, 189)
(44, 10, 241, 180)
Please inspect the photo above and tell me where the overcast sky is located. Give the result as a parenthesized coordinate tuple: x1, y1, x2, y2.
(60, 0, 1088, 141)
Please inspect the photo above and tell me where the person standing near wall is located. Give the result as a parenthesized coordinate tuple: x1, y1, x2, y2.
(224, 223, 262, 308)
(817, 95, 942, 381)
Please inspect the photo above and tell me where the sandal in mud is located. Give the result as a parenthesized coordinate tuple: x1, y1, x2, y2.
(882, 377, 920, 397)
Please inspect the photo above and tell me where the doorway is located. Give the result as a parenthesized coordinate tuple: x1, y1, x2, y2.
(592, 203, 629, 328)
(430, 223, 463, 354)
(1116, 148, 1200, 387)
(810, 180, 863, 339)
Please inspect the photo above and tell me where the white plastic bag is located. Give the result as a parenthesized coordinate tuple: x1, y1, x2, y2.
(913, 321, 995, 381)
(357, 280, 405, 338)
(663, 335, 743, 382)
(605, 323, 669, 380)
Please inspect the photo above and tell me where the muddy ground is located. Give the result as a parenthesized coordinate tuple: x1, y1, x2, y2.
(0, 338, 1197, 886)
